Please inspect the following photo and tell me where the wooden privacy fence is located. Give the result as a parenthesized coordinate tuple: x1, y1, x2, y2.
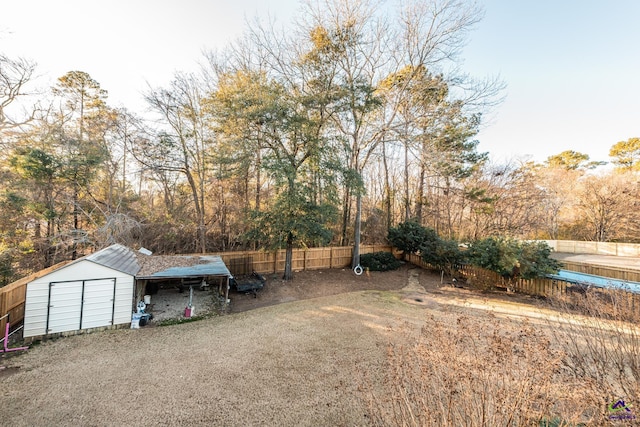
(406, 252, 569, 298)
(214, 245, 394, 276)
(407, 253, 640, 315)
(0, 245, 394, 329)
(3, 243, 639, 331)
(0, 260, 72, 333)
(458, 264, 570, 298)
(0, 278, 27, 333)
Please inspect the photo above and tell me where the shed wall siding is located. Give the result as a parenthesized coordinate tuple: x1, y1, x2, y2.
(23, 261, 135, 338)
(23, 281, 50, 337)
(113, 277, 134, 325)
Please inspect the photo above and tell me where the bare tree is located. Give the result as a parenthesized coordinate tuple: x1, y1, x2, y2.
(300, 0, 498, 266)
(459, 161, 546, 240)
(144, 73, 211, 253)
(0, 54, 36, 133)
(574, 174, 638, 242)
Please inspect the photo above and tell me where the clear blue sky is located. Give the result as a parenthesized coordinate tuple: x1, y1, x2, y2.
(2, 0, 639, 164)
(464, 0, 640, 163)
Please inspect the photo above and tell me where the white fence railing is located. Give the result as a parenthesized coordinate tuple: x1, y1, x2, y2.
(543, 240, 640, 257)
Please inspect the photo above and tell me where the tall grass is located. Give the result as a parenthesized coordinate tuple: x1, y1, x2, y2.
(548, 288, 640, 409)
(363, 287, 640, 426)
(364, 314, 592, 426)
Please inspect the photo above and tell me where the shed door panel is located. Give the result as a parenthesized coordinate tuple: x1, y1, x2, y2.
(48, 281, 83, 334)
(81, 279, 116, 329)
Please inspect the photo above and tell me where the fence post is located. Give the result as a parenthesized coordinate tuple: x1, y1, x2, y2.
(0, 291, 6, 332)
(273, 251, 278, 274)
(304, 250, 307, 271)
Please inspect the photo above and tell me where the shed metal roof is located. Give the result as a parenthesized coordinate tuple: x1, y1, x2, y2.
(27, 244, 230, 281)
(84, 244, 141, 276)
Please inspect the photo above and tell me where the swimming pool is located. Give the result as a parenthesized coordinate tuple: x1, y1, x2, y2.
(547, 270, 640, 294)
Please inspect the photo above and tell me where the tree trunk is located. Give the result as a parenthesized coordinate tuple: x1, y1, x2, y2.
(72, 181, 79, 260)
(382, 140, 392, 230)
(404, 140, 410, 223)
(340, 186, 351, 246)
(184, 168, 206, 253)
(416, 162, 426, 225)
(444, 177, 453, 239)
(351, 193, 362, 269)
(283, 232, 293, 280)
(219, 188, 227, 251)
(255, 149, 261, 210)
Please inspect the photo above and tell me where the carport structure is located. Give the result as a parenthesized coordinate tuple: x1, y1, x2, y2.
(135, 254, 233, 306)
(22, 246, 234, 339)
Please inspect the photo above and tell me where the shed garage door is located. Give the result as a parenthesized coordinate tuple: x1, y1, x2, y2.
(47, 278, 117, 334)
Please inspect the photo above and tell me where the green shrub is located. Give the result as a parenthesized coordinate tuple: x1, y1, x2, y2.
(518, 240, 563, 279)
(421, 238, 466, 276)
(387, 221, 465, 276)
(360, 251, 402, 271)
(467, 237, 562, 280)
(466, 237, 505, 275)
(388, 221, 438, 256)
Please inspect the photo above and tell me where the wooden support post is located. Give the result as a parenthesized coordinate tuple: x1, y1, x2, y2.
(225, 276, 230, 305)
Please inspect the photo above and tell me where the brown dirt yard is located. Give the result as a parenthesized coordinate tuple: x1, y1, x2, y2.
(0, 265, 569, 426)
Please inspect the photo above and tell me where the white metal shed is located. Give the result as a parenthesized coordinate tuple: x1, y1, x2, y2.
(23, 244, 140, 338)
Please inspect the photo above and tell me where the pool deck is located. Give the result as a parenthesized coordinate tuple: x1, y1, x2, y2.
(551, 253, 640, 271)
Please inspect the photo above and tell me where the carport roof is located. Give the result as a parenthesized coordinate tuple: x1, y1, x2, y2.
(136, 254, 231, 280)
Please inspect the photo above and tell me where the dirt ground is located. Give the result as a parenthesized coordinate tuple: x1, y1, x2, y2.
(136, 263, 541, 323)
(0, 265, 564, 426)
(228, 265, 415, 313)
(136, 265, 415, 322)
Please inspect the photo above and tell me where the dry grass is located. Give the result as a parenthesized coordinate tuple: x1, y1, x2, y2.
(2, 268, 638, 426)
(548, 289, 640, 411)
(364, 286, 640, 427)
(364, 314, 590, 426)
(0, 289, 423, 426)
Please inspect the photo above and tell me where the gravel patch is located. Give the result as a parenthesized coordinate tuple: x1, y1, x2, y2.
(145, 287, 217, 322)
